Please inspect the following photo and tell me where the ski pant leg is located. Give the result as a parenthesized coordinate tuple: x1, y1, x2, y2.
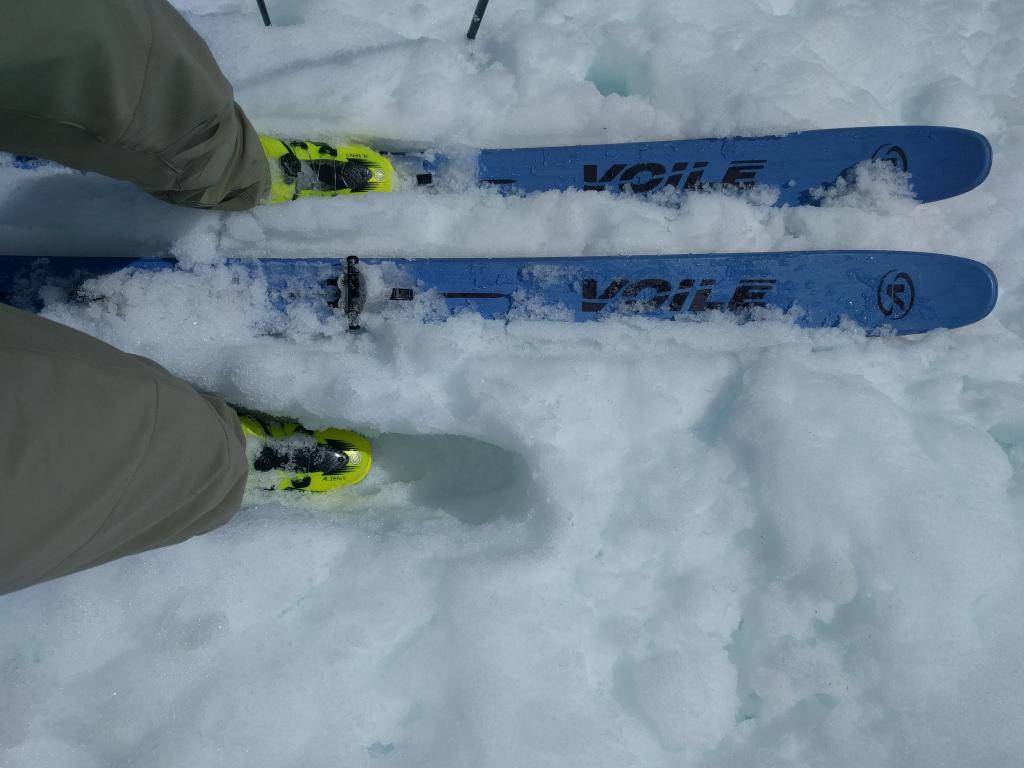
(0, 0, 269, 210)
(0, 304, 249, 596)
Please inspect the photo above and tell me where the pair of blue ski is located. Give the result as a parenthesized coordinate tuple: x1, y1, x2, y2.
(0, 126, 997, 334)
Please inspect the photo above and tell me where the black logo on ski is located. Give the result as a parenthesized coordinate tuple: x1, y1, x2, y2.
(582, 160, 768, 193)
(877, 270, 915, 319)
(871, 144, 909, 173)
(581, 277, 777, 314)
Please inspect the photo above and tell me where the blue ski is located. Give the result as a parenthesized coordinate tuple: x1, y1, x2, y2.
(8, 126, 991, 206)
(0, 250, 996, 335)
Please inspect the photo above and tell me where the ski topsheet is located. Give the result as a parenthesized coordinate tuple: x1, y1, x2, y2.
(0, 250, 996, 335)
(395, 126, 992, 205)
(7, 126, 992, 206)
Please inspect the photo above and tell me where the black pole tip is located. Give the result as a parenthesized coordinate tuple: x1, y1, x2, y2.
(256, 0, 272, 26)
(466, 0, 491, 39)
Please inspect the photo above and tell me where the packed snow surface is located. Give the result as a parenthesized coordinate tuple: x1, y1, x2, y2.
(3, 0, 1024, 766)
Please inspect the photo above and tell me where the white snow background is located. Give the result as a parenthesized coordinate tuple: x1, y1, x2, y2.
(2, 0, 1024, 766)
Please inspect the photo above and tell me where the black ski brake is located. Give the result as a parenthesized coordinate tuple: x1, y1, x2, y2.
(325, 255, 366, 331)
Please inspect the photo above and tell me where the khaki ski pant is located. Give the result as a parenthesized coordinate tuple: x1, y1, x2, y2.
(0, 0, 269, 209)
(0, 1, 261, 593)
(0, 305, 249, 596)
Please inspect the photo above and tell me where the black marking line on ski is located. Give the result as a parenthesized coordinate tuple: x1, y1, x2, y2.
(442, 292, 511, 299)
(386, 290, 512, 301)
(481, 179, 518, 185)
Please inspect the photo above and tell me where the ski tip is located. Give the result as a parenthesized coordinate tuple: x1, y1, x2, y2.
(901, 250, 998, 333)
(969, 257, 999, 326)
(912, 126, 993, 202)
(955, 127, 993, 195)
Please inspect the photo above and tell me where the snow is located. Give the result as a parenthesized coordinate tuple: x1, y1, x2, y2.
(2, 0, 1024, 766)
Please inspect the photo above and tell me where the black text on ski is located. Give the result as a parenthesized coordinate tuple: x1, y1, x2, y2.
(582, 159, 767, 192)
(581, 277, 777, 313)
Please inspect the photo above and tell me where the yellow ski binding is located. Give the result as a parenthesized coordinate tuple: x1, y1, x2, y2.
(239, 412, 372, 492)
(259, 135, 394, 203)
